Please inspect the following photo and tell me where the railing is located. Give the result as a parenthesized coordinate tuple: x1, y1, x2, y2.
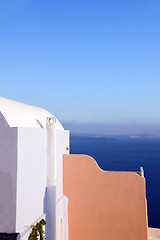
(134, 167, 144, 177)
(140, 166, 144, 177)
(19, 213, 46, 239)
(107, 167, 145, 177)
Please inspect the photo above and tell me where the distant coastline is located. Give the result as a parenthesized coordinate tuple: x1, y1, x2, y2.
(71, 135, 116, 141)
(71, 133, 159, 140)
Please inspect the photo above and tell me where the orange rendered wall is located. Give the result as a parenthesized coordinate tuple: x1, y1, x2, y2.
(63, 154, 148, 240)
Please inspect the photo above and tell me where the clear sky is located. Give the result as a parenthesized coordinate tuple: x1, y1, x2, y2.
(0, 0, 160, 135)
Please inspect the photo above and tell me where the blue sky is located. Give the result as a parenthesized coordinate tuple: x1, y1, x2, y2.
(0, 0, 160, 134)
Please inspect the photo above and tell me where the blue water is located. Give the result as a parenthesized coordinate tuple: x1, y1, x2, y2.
(70, 137, 160, 228)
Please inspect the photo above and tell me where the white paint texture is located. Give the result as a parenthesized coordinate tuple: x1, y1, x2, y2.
(46, 120, 69, 240)
(56, 130, 69, 240)
(46, 186, 56, 240)
(46, 118, 57, 240)
(0, 97, 63, 130)
(16, 128, 46, 232)
(46, 118, 57, 186)
(56, 130, 69, 201)
(56, 196, 68, 240)
(0, 112, 17, 233)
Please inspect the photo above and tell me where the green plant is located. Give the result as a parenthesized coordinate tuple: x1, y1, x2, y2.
(28, 219, 46, 240)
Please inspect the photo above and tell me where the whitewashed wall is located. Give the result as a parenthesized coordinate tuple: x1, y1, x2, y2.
(16, 128, 46, 233)
(56, 129, 69, 240)
(0, 112, 17, 233)
(56, 196, 68, 240)
(56, 130, 69, 201)
(17, 127, 70, 240)
(0, 96, 70, 240)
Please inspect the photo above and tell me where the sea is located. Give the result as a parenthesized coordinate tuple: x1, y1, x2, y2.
(70, 136, 160, 228)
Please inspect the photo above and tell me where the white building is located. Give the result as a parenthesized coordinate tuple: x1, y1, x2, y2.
(0, 97, 69, 240)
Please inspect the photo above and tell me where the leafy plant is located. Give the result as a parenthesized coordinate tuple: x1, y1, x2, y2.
(28, 219, 46, 240)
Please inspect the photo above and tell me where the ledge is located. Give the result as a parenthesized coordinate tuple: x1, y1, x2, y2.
(149, 228, 160, 240)
(0, 233, 19, 240)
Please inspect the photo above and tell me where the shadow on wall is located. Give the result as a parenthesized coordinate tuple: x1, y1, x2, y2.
(43, 186, 56, 240)
(0, 171, 16, 232)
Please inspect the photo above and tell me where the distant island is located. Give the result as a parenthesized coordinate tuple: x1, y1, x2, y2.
(129, 134, 159, 139)
(71, 135, 116, 141)
(71, 133, 159, 140)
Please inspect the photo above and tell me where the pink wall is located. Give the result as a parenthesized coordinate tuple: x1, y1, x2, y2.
(63, 154, 148, 240)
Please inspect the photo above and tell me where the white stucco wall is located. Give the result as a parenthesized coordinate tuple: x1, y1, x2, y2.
(55, 129, 69, 240)
(56, 130, 69, 201)
(0, 97, 69, 239)
(46, 125, 69, 240)
(56, 196, 68, 240)
(0, 112, 17, 233)
(16, 128, 46, 232)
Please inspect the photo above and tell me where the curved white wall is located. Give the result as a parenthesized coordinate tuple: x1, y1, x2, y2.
(0, 97, 63, 130)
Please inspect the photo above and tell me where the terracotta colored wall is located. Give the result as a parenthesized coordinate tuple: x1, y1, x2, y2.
(63, 154, 148, 240)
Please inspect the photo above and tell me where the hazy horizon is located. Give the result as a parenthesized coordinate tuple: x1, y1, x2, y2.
(61, 120, 160, 136)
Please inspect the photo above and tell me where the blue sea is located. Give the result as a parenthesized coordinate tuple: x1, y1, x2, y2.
(70, 137, 160, 228)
